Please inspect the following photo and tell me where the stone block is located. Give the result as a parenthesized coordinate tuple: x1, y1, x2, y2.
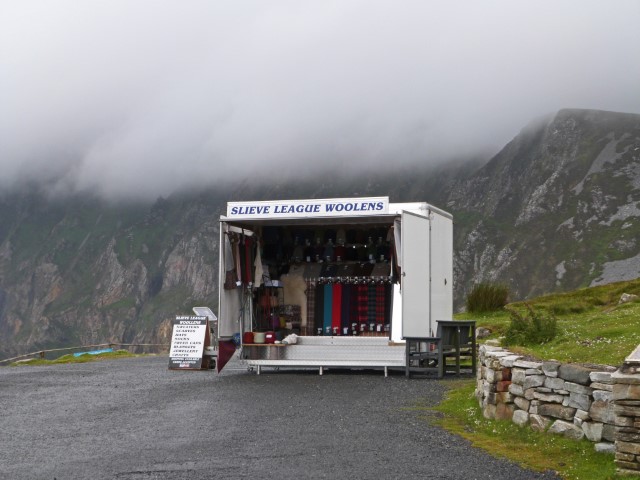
(612, 371, 640, 385)
(496, 392, 513, 404)
(538, 404, 577, 420)
(536, 387, 552, 393)
(603, 423, 616, 442)
(574, 417, 583, 427)
(496, 381, 512, 392)
(483, 404, 496, 419)
(508, 384, 524, 397)
(617, 440, 640, 455)
(615, 416, 636, 427)
(525, 368, 543, 375)
(533, 392, 565, 404)
(615, 429, 640, 443)
(616, 452, 636, 462)
(544, 376, 566, 390)
(514, 396, 530, 412)
(615, 460, 640, 471)
(541, 360, 562, 377)
(542, 361, 561, 377)
(483, 382, 496, 395)
(595, 442, 616, 454)
(568, 392, 592, 411)
(512, 410, 529, 427)
(582, 422, 604, 442)
(486, 368, 498, 383)
(512, 368, 526, 385)
(524, 375, 546, 389)
(590, 371, 613, 384)
(524, 388, 537, 400)
(591, 383, 613, 392)
(590, 399, 615, 424)
(614, 383, 640, 401)
(593, 390, 613, 403)
(548, 420, 585, 440)
(529, 414, 551, 433)
(501, 367, 512, 381)
(613, 404, 640, 418)
(559, 364, 593, 385)
(489, 359, 503, 370)
(513, 360, 543, 369)
(575, 409, 590, 421)
(495, 403, 516, 421)
(478, 366, 485, 380)
(564, 381, 593, 395)
(499, 355, 521, 368)
(486, 393, 497, 405)
(529, 405, 538, 415)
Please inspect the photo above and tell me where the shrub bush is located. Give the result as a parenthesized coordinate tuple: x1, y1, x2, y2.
(466, 283, 509, 313)
(503, 303, 557, 346)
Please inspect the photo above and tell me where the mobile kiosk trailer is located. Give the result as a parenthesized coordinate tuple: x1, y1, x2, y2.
(217, 197, 452, 375)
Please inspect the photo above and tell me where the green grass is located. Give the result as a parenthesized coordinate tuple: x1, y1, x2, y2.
(456, 278, 640, 365)
(427, 380, 626, 480)
(430, 280, 640, 479)
(9, 350, 142, 366)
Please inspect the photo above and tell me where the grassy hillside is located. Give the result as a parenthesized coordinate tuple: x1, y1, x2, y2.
(457, 278, 640, 365)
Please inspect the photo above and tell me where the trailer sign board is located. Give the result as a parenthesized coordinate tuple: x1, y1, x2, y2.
(226, 197, 389, 220)
(168, 316, 208, 370)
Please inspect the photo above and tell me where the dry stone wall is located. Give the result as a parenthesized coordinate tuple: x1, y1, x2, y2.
(476, 345, 617, 453)
(612, 358, 640, 475)
(477, 344, 640, 474)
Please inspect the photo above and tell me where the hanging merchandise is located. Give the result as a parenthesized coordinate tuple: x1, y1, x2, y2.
(331, 283, 342, 334)
(323, 284, 333, 335)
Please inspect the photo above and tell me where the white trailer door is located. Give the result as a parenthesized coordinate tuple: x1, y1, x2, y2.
(401, 210, 431, 338)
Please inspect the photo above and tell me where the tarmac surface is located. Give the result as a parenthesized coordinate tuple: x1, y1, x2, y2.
(0, 356, 560, 480)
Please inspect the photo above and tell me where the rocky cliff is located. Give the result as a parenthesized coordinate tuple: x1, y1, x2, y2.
(449, 109, 640, 302)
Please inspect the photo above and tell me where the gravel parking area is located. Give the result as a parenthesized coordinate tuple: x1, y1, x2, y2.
(0, 356, 559, 479)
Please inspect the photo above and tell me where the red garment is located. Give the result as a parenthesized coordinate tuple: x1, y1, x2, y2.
(357, 285, 368, 325)
(331, 283, 342, 331)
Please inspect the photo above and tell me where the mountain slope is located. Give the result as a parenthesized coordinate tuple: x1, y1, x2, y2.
(449, 109, 640, 302)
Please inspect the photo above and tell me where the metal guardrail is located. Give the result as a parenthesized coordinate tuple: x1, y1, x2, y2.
(0, 343, 170, 364)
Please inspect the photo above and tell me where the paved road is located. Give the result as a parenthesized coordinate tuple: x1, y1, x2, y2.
(0, 356, 559, 480)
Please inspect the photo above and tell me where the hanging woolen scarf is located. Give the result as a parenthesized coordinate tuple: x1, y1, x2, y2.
(315, 283, 324, 335)
(331, 283, 342, 332)
(340, 284, 351, 331)
(323, 284, 333, 334)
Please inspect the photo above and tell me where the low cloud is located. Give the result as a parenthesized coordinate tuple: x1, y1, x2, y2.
(1, 0, 639, 200)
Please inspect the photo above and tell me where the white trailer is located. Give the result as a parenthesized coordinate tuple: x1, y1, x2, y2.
(216, 197, 452, 375)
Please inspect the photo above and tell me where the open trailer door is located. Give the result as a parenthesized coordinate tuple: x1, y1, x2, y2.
(217, 223, 257, 373)
(401, 210, 432, 338)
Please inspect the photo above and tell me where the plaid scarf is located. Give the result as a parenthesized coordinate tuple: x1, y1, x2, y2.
(315, 283, 324, 336)
(375, 284, 386, 325)
(331, 283, 342, 331)
(367, 284, 378, 326)
(357, 285, 368, 325)
(323, 284, 333, 334)
(340, 284, 352, 331)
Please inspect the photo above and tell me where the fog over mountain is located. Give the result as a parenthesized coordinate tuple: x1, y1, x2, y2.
(1, 0, 639, 200)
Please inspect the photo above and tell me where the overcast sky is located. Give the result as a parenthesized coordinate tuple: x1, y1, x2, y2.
(1, 1, 639, 200)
